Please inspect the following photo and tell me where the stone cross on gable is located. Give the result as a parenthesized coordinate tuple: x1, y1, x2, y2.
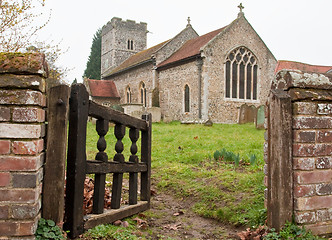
(238, 3, 244, 12)
(187, 17, 191, 26)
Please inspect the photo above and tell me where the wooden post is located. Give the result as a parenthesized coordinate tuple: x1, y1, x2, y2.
(140, 114, 152, 202)
(64, 84, 89, 238)
(267, 89, 293, 231)
(42, 85, 70, 224)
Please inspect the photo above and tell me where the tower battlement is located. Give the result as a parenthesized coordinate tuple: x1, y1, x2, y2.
(101, 17, 147, 76)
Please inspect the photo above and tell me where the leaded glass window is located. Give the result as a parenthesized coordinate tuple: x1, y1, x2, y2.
(184, 84, 190, 112)
(225, 47, 258, 100)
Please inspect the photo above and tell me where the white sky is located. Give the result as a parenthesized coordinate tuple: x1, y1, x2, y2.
(37, 0, 331, 83)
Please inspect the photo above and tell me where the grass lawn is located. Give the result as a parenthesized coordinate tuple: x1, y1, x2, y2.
(85, 121, 266, 228)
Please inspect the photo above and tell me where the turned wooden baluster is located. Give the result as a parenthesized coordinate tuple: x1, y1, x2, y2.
(93, 119, 109, 214)
(129, 128, 139, 205)
(111, 123, 125, 209)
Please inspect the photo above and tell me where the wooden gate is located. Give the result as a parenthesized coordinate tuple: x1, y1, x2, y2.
(63, 84, 151, 238)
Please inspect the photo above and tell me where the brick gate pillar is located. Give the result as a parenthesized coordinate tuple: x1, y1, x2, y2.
(0, 53, 48, 239)
(266, 70, 332, 235)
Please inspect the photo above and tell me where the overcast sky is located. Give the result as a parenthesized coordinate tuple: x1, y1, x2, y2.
(37, 0, 331, 83)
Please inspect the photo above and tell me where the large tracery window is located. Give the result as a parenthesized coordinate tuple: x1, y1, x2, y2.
(225, 47, 258, 100)
(140, 82, 147, 107)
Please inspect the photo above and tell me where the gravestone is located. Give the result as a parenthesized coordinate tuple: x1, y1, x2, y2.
(238, 104, 257, 124)
(255, 105, 265, 129)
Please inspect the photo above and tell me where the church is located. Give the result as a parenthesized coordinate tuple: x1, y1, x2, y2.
(98, 6, 277, 123)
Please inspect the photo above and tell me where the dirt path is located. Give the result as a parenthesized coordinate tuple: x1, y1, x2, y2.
(140, 185, 242, 240)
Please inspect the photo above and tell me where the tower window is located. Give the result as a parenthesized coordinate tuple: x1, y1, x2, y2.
(127, 40, 134, 50)
(184, 84, 190, 112)
(225, 47, 258, 100)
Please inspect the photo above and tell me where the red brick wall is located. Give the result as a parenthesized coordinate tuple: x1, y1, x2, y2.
(0, 53, 47, 239)
(266, 70, 332, 235)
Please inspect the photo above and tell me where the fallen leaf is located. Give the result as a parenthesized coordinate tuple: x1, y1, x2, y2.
(113, 220, 122, 226)
(173, 210, 184, 216)
(121, 221, 129, 227)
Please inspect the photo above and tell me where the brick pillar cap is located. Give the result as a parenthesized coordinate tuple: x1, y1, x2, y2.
(273, 70, 332, 90)
(0, 52, 49, 77)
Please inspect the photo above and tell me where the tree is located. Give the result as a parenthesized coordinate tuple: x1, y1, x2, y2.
(83, 28, 101, 80)
(0, 0, 69, 83)
(0, 0, 49, 52)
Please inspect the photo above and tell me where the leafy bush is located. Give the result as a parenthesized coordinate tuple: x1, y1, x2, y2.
(264, 222, 324, 240)
(35, 218, 65, 240)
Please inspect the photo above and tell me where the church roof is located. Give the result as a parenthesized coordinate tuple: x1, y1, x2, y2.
(105, 40, 169, 77)
(87, 79, 120, 98)
(275, 60, 332, 74)
(157, 27, 227, 68)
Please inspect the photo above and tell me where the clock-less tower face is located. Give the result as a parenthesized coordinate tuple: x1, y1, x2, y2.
(101, 17, 147, 77)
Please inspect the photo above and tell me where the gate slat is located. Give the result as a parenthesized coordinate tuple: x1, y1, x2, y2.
(140, 114, 152, 202)
(64, 84, 89, 238)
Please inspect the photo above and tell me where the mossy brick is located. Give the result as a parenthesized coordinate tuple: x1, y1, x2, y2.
(0, 90, 45, 106)
(306, 223, 332, 235)
(11, 202, 41, 219)
(12, 108, 45, 123)
(316, 157, 332, 169)
(0, 154, 44, 171)
(293, 130, 315, 143)
(0, 189, 39, 203)
(316, 183, 332, 196)
(0, 74, 45, 92)
(0, 123, 43, 138)
(16, 220, 38, 236)
(0, 53, 48, 78)
(293, 143, 332, 157)
(293, 157, 315, 170)
(293, 102, 317, 115)
(0, 140, 10, 154)
(12, 139, 44, 155)
(0, 221, 17, 235)
(0, 107, 10, 122)
(0, 172, 11, 187)
(294, 184, 316, 198)
(295, 195, 332, 211)
(294, 211, 316, 224)
(294, 170, 332, 184)
(12, 173, 37, 188)
(0, 206, 9, 219)
(293, 116, 332, 129)
(317, 130, 332, 143)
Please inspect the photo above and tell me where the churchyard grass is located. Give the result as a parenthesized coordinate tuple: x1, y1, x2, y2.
(85, 121, 265, 228)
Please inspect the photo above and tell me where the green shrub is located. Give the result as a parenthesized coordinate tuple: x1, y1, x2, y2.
(35, 218, 65, 240)
(264, 222, 324, 240)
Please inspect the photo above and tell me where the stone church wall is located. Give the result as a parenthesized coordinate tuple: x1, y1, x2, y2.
(159, 60, 200, 122)
(111, 63, 154, 107)
(154, 26, 198, 65)
(201, 15, 277, 123)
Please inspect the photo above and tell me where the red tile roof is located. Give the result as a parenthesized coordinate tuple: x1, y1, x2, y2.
(157, 27, 227, 68)
(275, 60, 332, 74)
(105, 40, 169, 77)
(87, 79, 120, 98)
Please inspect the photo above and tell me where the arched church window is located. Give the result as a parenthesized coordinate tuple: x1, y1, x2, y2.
(184, 84, 190, 112)
(225, 47, 258, 100)
(126, 86, 131, 103)
(140, 82, 147, 107)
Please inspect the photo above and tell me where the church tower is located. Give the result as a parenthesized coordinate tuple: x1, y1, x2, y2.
(101, 17, 147, 77)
